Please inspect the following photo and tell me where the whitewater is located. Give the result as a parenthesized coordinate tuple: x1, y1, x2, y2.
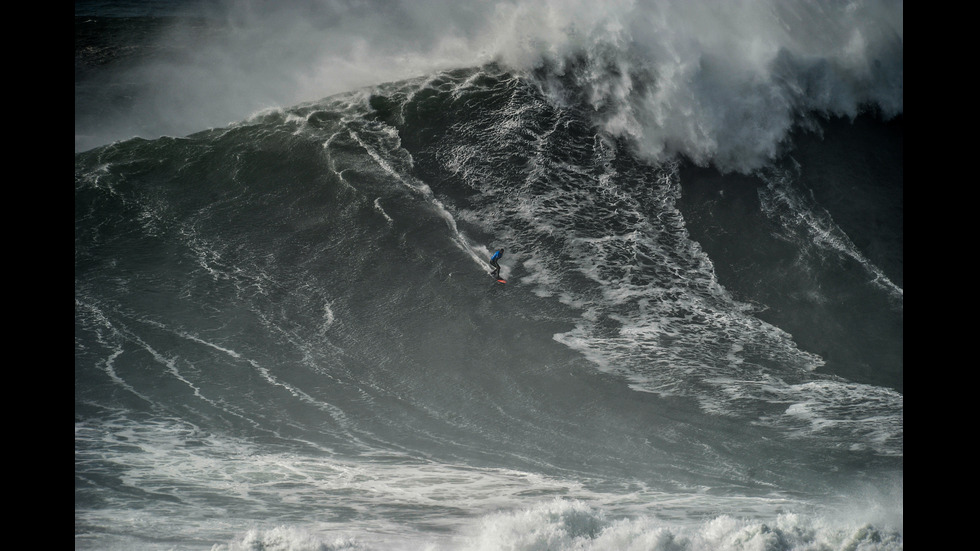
(75, 1, 902, 549)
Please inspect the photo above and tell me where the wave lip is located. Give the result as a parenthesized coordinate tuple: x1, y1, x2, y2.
(77, 0, 902, 172)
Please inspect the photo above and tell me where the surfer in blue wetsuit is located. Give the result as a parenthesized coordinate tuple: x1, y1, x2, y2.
(489, 248, 504, 279)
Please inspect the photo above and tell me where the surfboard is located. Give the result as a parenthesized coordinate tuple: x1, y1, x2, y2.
(496, 278, 507, 284)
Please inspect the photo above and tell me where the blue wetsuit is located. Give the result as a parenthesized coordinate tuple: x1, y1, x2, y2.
(490, 249, 503, 278)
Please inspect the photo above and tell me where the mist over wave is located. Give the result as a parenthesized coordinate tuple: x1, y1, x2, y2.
(76, 0, 902, 174)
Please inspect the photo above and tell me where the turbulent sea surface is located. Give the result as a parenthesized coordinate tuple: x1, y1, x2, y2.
(75, 1, 903, 549)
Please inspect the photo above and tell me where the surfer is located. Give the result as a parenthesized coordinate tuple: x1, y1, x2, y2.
(489, 248, 504, 279)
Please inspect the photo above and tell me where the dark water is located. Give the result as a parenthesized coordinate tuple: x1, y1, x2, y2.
(679, 114, 903, 392)
(76, 3, 902, 550)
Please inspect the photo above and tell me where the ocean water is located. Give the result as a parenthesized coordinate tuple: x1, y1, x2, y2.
(75, 1, 903, 549)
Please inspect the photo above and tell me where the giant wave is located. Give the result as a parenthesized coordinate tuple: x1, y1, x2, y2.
(75, 2, 902, 549)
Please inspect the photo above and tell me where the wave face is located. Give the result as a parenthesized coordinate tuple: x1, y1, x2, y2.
(76, 2, 902, 550)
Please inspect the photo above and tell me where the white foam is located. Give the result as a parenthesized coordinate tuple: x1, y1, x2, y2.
(448, 498, 903, 551)
(78, 0, 901, 173)
(372, 198, 394, 225)
(773, 380, 903, 455)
